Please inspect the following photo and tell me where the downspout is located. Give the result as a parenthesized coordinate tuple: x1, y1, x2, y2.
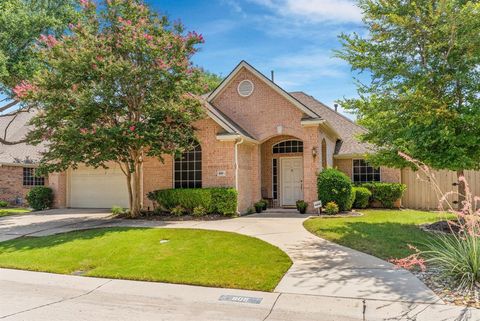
(234, 137, 244, 214)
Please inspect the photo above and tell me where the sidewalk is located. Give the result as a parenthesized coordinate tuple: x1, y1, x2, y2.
(0, 269, 476, 321)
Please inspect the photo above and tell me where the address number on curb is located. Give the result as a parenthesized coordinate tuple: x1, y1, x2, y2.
(219, 295, 263, 304)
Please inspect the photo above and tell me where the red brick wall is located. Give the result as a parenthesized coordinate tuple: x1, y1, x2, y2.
(0, 165, 49, 206)
(142, 118, 236, 210)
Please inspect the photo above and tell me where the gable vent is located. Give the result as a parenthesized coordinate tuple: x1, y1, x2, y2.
(237, 80, 254, 97)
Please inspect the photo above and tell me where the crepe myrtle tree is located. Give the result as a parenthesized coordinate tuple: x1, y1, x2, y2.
(15, 0, 207, 217)
(0, 0, 78, 144)
(336, 0, 480, 202)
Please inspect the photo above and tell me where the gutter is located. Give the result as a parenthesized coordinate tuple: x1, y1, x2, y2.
(0, 162, 38, 168)
(234, 137, 244, 215)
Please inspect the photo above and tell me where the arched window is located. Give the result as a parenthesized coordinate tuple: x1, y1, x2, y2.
(174, 145, 202, 188)
(321, 139, 327, 169)
(272, 140, 303, 154)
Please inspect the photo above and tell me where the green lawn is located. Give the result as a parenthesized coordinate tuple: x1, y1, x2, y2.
(0, 208, 31, 217)
(304, 209, 452, 260)
(0, 227, 292, 291)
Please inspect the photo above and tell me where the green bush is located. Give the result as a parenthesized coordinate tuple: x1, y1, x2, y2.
(111, 206, 126, 216)
(254, 201, 264, 213)
(0, 201, 8, 207)
(26, 186, 53, 211)
(148, 188, 237, 216)
(362, 182, 406, 208)
(325, 201, 339, 215)
(171, 205, 185, 217)
(353, 187, 372, 209)
(192, 205, 207, 217)
(317, 168, 354, 211)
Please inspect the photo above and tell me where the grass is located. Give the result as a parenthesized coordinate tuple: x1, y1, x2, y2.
(304, 209, 453, 260)
(0, 208, 31, 217)
(0, 227, 292, 291)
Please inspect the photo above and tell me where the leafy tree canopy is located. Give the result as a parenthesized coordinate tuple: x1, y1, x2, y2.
(16, 0, 207, 216)
(337, 0, 480, 172)
(0, 0, 78, 97)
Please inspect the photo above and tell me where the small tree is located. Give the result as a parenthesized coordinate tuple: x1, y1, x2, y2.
(336, 0, 480, 202)
(17, 0, 206, 217)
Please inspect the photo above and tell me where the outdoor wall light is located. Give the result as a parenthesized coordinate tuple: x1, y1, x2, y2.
(312, 147, 318, 158)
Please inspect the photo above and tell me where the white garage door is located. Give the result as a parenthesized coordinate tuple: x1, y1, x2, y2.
(69, 164, 129, 208)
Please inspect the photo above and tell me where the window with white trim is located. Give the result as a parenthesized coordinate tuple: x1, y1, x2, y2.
(23, 168, 45, 186)
(174, 145, 202, 188)
(353, 159, 380, 183)
(272, 140, 303, 154)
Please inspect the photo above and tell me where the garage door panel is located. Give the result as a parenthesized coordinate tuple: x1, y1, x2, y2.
(70, 165, 129, 208)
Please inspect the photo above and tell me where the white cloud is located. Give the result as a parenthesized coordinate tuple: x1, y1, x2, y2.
(249, 0, 362, 23)
(257, 49, 349, 88)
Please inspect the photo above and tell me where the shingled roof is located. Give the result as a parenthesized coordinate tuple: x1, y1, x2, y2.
(0, 110, 45, 165)
(289, 92, 375, 156)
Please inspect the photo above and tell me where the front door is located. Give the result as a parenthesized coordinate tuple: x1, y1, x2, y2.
(281, 157, 303, 206)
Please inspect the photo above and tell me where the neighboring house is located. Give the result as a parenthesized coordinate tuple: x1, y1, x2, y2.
(0, 61, 403, 212)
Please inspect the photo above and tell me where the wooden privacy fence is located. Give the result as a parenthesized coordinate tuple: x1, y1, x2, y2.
(401, 168, 480, 210)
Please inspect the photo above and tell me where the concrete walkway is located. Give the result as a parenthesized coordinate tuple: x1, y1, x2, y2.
(0, 209, 477, 320)
(1, 209, 438, 302)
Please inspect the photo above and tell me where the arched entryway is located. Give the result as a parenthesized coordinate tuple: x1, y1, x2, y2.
(261, 136, 304, 208)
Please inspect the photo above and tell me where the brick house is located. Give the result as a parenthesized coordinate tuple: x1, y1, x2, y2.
(0, 61, 401, 212)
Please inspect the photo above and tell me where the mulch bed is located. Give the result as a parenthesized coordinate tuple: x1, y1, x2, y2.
(413, 268, 480, 308)
(116, 213, 231, 221)
(420, 220, 462, 234)
(315, 211, 364, 218)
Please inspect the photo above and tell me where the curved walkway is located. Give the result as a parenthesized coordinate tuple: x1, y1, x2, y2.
(0, 208, 439, 303)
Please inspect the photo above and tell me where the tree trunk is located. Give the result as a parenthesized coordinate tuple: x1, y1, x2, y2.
(129, 161, 143, 218)
(457, 169, 466, 209)
(122, 160, 142, 218)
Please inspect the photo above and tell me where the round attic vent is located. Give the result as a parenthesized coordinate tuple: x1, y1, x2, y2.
(237, 80, 254, 97)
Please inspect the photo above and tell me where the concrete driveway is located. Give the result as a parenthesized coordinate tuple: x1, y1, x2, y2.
(0, 209, 477, 320)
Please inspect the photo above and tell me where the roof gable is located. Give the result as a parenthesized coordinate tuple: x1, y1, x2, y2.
(207, 61, 319, 119)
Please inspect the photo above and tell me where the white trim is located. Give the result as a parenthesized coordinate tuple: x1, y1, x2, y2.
(334, 153, 368, 159)
(207, 61, 318, 118)
(234, 138, 244, 215)
(216, 133, 257, 144)
(279, 156, 304, 207)
(351, 158, 381, 183)
(300, 118, 325, 127)
(237, 79, 254, 97)
(0, 162, 38, 168)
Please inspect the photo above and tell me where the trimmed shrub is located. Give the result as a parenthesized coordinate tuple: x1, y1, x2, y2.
(148, 187, 237, 216)
(210, 188, 237, 216)
(26, 186, 53, 211)
(317, 168, 354, 211)
(0, 201, 8, 207)
(353, 187, 372, 209)
(362, 182, 406, 208)
(325, 201, 339, 215)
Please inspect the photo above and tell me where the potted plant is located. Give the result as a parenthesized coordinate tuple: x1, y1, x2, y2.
(296, 200, 308, 214)
(260, 199, 268, 210)
(254, 201, 264, 213)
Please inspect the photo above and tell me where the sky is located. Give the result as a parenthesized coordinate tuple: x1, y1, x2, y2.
(1, 0, 367, 118)
(147, 0, 366, 118)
